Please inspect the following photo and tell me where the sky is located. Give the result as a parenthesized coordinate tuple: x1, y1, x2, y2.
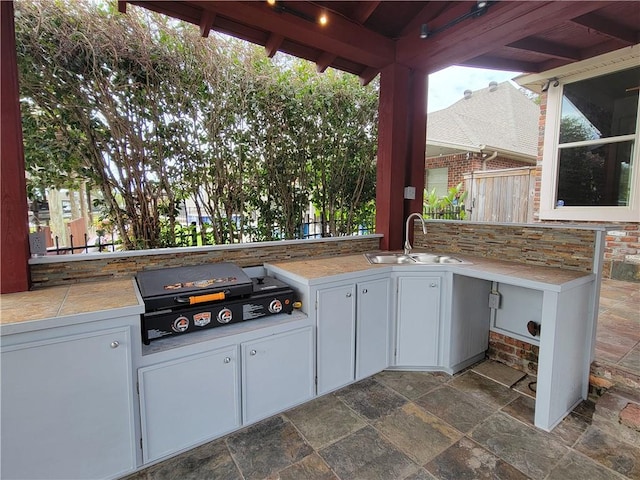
(427, 66, 522, 113)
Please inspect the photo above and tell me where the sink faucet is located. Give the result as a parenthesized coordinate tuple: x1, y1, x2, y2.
(404, 213, 427, 255)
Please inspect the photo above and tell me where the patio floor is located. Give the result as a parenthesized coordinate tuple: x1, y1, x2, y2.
(122, 278, 640, 480)
(122, 370, 638, 480)
(594, 278, 640, 381)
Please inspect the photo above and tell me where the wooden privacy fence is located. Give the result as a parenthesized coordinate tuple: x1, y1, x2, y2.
(464, 166, 536, 223)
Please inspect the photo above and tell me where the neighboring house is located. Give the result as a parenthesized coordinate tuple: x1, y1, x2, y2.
(425, 81, 539, 197)
(516, 44, 640, 281)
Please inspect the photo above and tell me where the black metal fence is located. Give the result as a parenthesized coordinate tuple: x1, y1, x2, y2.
(44, 210, 469, 255)
(47, 232, 120, 255)
(45, 216, 374, 255)
(424, 205, 465, 220)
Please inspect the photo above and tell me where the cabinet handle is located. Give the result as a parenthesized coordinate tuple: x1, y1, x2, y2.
(362, 289, 368, 294)
(110, 341, 120, 349)
(346, 292, 352, 298)
(223, 357, 231, 364)
(250, 349, 257, 356)
(430, 283, 437, 288)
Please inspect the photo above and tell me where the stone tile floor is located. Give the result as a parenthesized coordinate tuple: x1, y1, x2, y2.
(595, 279, 640, 376)
(122, 364, 639, 480)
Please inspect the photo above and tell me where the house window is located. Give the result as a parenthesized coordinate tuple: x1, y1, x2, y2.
(540, 63, 639, 221)
(426, 167, 448, 197)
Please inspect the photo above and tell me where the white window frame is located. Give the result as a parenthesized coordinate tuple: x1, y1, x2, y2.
(540, 58, 640, 222)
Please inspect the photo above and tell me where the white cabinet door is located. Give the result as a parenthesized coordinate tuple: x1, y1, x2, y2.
(317, 284, 357, 394)
(396, 276, 441, 367)
(1, 327, 136, 480)
(448, 275, 491, 371)
(242, 327, 314, 424)
(356, 277, 390, 380)
(138, 345, 240, 463)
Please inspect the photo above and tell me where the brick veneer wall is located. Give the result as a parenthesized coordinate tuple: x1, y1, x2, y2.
(414, 220, 599, 375)
(489, 332, 539, 375)
(425, 153, 531, 190)
(604, 225, 640, 281)
(29, 236, 381, 288)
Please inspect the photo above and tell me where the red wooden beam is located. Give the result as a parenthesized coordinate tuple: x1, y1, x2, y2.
(396, 1, 608, 73)
(508, 37, 582, 62)
(185, 1, 394, 69)
(462, 54, 541, 73)
(572, 12, 639, 45)
(200, 10, 215, 37)
(406, 70, 427, 221)
(359, 67, 379, 87)
(376, 63, 410, 251)
(1, 1, 31, 293)
(352, 2, 380, 24)
(265, 33, 284, 58)
(316, 51, 336, 73)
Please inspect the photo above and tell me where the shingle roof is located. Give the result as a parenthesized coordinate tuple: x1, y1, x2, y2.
(426, 81, 539, 159)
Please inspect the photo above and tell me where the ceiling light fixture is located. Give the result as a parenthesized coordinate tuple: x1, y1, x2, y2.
(318, 12, 328, 26)
(420, 1, 494, 40)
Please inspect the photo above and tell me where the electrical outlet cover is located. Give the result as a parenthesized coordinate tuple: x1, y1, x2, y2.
(29, 231, 47, 256)
(488, 291, 501, 309)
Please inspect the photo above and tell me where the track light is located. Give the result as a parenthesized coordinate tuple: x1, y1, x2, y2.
(419, 24, 430, 39)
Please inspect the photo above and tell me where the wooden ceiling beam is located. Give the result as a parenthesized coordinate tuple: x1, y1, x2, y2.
(199, 10, 215, 37)
(316, 51, 336, 73)
(571, 12, 639, 45)
(462, 55, 541, 74)
(399, 1, 466, 38)
(508, 38, 582, 62)
(352, 1, 380, 24)
(359, 67, 379, 86)
(265, 33, 284, 58)
(396, 1, 609, 73)
(188, 1, 394, 69)
(130, 1, 202, 25)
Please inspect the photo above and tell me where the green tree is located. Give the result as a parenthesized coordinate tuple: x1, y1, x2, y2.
(16, 0, 379, 248)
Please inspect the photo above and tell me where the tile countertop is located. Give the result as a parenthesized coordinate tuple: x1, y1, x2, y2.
(266, 252, 595, 290)
(1, 252, 595, 332)
(0, 278, 144, 333)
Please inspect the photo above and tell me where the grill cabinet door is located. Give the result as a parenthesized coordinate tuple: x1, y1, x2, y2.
(138, 345, 240, 463)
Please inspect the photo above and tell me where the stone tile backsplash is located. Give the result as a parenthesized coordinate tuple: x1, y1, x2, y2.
(29, 237, 381, 288)
(414, 222, 597, 273)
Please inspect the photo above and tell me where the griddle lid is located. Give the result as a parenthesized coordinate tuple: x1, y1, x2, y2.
(136, 262, 252, 300)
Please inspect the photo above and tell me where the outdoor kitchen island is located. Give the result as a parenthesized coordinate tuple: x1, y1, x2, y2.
(265, 252, 599, 433)
(1, 246, 599, 480)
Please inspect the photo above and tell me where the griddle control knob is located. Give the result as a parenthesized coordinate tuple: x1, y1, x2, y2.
(172, 316, 190, 333)
(269, 299, 283, 314)
(217, 308, 233, 324)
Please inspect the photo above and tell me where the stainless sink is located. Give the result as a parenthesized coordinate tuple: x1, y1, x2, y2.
(364, 252, 470, 265)
(409, 253, 467, 264)
(365, 253, 415, 264)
